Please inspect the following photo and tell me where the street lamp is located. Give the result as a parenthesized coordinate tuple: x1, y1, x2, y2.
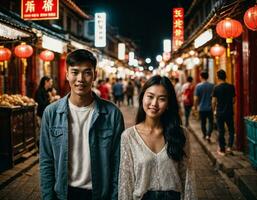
(156, 55, 162, 62)
(145, 58, 151, 64)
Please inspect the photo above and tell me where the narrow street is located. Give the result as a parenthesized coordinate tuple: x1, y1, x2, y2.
(0, 105, 246, 200)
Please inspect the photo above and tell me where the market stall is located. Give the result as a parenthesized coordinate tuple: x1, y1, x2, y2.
(0, 94, 37, 172)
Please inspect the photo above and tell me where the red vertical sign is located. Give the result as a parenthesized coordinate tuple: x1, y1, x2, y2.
(21, 0, 59, 20)
(172, 8, 184, 51)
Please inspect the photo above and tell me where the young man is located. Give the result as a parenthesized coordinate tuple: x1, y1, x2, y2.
(212, 69, 235, 156)
(194, 71, 214, 142)
(39, 49, 125, 200)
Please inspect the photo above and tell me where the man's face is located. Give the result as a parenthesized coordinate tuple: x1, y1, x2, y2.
(66, 62, 97, 97)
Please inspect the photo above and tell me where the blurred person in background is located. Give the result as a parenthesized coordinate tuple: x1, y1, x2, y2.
(97, 79, 109, 100)
(125, 80, 134, 106)
(182, 76, 194, 127)
(105, 77, 112, 100)
(212, 69, 235, 156)
(194, 71, 214, 143)
(35, 76, 53, 119)
(112, 78, 124, 107)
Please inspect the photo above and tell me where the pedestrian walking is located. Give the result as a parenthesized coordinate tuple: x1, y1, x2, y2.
(125, 80, 134, 106)
(182, 76, 194, 127)
(194, 71, 214, 142)
(105, 77, 112, 100)
(39, 49, 125, 200)
(118, 75, 196, 200)
(112, 78, 124, 107)
(97, 79, 109, 100)
(212, 69, 235, 156)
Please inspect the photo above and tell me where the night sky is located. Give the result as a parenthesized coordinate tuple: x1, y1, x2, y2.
(75, 0, 191, 63)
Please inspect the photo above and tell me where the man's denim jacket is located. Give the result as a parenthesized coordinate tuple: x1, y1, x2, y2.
(39, 93, 125, 200)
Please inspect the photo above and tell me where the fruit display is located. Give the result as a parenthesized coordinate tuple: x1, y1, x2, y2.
(246, 115, 257, 122)
(0, 94, 37, 108)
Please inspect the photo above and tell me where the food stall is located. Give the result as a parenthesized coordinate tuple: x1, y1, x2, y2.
(0, 94, 37, 172)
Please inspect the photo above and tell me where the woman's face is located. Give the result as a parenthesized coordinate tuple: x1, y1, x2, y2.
(45, 79, 53, 89)
(142, 84, 169, 119)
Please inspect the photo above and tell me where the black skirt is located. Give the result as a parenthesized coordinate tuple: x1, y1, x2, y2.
(142, 190, 181, 200)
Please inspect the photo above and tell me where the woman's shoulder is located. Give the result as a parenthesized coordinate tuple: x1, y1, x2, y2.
(121, 126, 136, 138)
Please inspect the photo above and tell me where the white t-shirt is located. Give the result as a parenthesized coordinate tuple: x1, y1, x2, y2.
(68, 100, 95, 189)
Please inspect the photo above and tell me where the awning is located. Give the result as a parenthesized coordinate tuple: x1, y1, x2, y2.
(0, 8, 35, 41)
(0, 22, 30, 40)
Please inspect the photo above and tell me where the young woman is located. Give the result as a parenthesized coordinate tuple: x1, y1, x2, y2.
(118, 75, 196, 200)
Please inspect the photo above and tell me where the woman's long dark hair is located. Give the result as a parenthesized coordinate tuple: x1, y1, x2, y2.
(39, 76, 52, 89)
(135, 75, 186, 161)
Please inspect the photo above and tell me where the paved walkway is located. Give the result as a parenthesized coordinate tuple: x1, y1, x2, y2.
(189, 117, 257, 200)
(0, 105, 252, 199)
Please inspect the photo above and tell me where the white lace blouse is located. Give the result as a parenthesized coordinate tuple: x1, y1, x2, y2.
(118, 126, 196, 200)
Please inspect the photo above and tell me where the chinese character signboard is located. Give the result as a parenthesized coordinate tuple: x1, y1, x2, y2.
(94, 12, 106, 47)
(172, 8, 184, 51)
(21, 0, 59, 20)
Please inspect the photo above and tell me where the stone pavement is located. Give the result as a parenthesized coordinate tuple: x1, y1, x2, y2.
(190, 126, 246, 200)
(0, 104, 255, 199)
(189, 117, 257, 200)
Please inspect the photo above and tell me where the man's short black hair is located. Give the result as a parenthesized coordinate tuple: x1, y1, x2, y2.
(200, 70, 209, 80)
(66, 49, 97, 69)
(187, 76, 193, 82)
(217, 69, 226, 80)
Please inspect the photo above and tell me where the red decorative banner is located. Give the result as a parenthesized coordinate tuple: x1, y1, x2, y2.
(172, 8, 184, 51)
(21, 0, 59, 20)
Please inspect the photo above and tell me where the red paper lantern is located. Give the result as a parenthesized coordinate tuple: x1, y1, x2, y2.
(0, 46, 11, 61)
(39, 50, 55, 61)
(244, 5, 257, 31)
(14, 42, 33, 58)
(210, 44, 225, 57)
(216, 18, 243, 42)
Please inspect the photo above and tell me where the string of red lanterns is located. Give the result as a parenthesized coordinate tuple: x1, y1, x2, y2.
(216, 18, 243, 58)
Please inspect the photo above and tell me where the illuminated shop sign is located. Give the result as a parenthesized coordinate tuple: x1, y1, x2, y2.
(94, 12, 106, 47)
(194, 29, 213, 48)
(21, 0, 59, 20)
(118, 43, 125, 60)
(172, 8, 184, 51)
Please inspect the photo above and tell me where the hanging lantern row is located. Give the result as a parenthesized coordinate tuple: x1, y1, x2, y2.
(0, 43, 55, 61)
(216, 18, 243, 58)
(0, 43, 55, 75)
(213, 4, 257, 58)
